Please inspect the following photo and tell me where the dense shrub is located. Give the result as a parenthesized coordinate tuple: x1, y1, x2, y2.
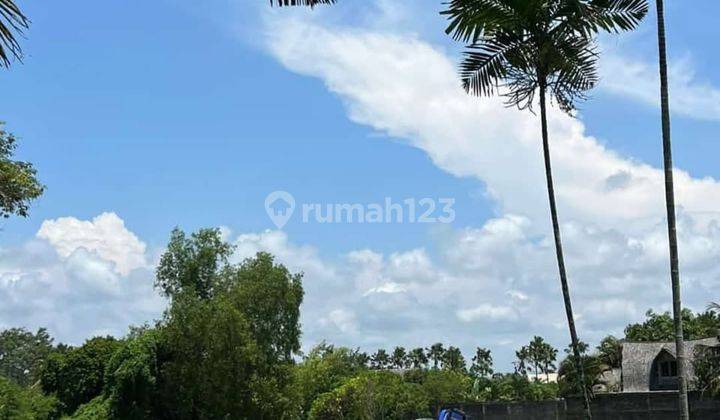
(309, 371, 430, 420)
(0, 376, 59, 420)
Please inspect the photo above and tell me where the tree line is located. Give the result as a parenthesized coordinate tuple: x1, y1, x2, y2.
(1, 227, 719, 418)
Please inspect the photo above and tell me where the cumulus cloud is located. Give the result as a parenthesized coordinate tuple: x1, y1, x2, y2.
(0, 215, 164, 344)
(37, 212, 147, 275)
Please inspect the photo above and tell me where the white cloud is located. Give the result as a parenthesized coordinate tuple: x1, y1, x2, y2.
(457, 304, 519, 322)
(600, 52, 720, 121)
(0, 216, 164, 344)
(37, 212, 147, 275)
(265, 18, 720, 238)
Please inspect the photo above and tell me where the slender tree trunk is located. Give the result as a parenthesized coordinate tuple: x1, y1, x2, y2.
(654, 1, 689, 418)
(539, 86, 592, 419)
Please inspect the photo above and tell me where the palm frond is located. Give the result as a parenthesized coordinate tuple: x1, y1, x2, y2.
(708, 302, 720, 313)
(459, 38, 515, 97)
(442, 0, 516, 43)
(269, 0, 336, 7)
(588, 0, 649, 33)
(0, 0, 29, 67)
(548, 35, 599, 112)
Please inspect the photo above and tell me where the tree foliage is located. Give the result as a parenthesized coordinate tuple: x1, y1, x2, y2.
(308, 371, 430, 420)
(624, 309, 720, 341)
(40, 337, 121, 415)
(470, 347, 493, 378)
(0, 124, 45, 218)
(293, 343, 369, 417)
(155, 227, 233, 299)
(0, 376, 58, 420)
(0, 327, 53, 387)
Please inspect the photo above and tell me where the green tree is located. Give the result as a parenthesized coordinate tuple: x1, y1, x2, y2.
(557, 342, 603, 399)
(0, 327, 53, 387)
(157, 251, 305, 418)
(0, 0, 28, 67)
(514, 346, 529, 376)
(40, 336, 121, 415)
(0, 124, 45, 218)
(624, 309, 720, 342)
(442, 346, 466, 373)
(391, 346, 408, 369)
(103, 329, 164, 419)
(596, 335, 622, 369)
(0, 376, 59, 420)
(443, 2, 648, 416)
(526, 336, 557, 381)
(155, 227, 233, 300)
(308, 371, 429, 420)
(159, 293, 274, 419)
(370, 349, 390, 370)
(421, 369, 473, 414)
(427, 343, 445, 369)
(653, 0, 688, 416)
(692, 344, 720, 397)
(226, 252, 304, 362)
(470, 347, 493, 378)
(293, 342, 368, 417)
(408, 347, 429, 369)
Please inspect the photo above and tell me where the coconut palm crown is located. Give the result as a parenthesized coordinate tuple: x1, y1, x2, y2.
(443, 0, 647, 112)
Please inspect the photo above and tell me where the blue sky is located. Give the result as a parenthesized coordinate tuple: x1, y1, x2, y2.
(2, 1, 720, 370)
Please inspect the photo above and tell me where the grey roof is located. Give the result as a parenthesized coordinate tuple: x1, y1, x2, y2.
(621, 337, 719, 392)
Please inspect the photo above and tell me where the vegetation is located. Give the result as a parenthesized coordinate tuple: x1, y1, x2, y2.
(0, 327, 54, 387)
(693, 344, 720, 397)
(0, 376, 58, 419)
(0, 124, 45, 218)
(624, 309, 720, 342)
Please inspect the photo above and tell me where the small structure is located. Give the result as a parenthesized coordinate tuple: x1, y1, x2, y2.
(621, 337, 719, 392)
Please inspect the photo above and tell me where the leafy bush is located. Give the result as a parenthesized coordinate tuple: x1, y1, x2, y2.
(65, 396, 110, 420)
(309, 371, 430, 420)
(693, 345, 720, 396)
(40, 336, 121, 415)
(293, 343, 368, 416)
(0, 376, 59, 420)
(104, 330, 163, 419)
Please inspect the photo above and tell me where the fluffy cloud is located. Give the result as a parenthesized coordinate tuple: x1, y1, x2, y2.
(37, 212, 147, 275)
(0, 214, 164, 344)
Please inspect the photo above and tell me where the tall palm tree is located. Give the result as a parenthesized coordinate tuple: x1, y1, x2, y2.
(443, 1, 647, 417)
(654, 1, 688, 418)
(0, 0, 29, 67)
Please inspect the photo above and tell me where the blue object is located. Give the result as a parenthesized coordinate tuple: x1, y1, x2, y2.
(438, 408, 466, 420)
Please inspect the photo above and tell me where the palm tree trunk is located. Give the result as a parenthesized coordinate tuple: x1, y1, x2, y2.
(654, 1, 689, 418)
(539, 85, 592, 419)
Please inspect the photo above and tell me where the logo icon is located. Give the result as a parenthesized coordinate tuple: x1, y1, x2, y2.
(265, 191, 295, 229)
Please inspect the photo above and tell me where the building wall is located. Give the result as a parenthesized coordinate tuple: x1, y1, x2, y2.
(443, 392, 720, 420)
